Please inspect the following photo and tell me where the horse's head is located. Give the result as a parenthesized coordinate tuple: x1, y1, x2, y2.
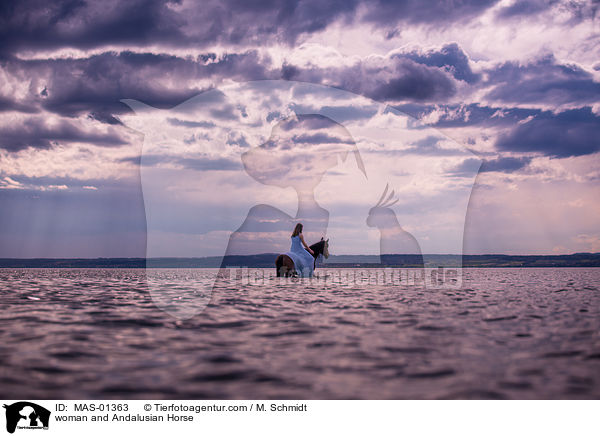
(366, 184, 399, 229)
(322, 237, 330, 259)
(311, 237, 330, 259)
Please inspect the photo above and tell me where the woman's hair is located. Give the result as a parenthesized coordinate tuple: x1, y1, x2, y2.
(292, 223, 303, 237)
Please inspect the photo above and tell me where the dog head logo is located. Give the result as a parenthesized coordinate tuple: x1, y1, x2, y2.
(3, 402, 50, 434)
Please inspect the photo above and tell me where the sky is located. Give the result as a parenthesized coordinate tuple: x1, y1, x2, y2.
(0, 0, 598, 258)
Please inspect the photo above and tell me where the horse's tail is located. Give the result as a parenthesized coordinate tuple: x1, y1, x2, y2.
(275, 255, 283, 277)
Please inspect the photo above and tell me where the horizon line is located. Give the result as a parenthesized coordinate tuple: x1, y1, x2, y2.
(0, 252, 598, 260)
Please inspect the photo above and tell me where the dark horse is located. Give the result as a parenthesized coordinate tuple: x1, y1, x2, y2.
(275, 238, 330, 277)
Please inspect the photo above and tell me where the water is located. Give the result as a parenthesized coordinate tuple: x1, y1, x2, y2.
(0, 268, 599, 399)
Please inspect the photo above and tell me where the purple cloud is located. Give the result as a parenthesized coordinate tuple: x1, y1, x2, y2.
(0, 117, 128, 152)
(496, 0, 598, 22)
(283, 56, 457, 102)
(484, 54, 600, 105)
(400, 43, 480, 84)
(495, 107, 600, 158)
(0, 0, 506, 55)
(449, 156, 532, 176)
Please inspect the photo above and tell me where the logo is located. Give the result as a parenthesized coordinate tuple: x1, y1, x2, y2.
(3, 402, 50, 434)
(121, 80, 480, 319)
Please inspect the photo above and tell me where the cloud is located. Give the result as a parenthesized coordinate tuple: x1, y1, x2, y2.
(369, 61, 456, 101)
(292, 132, 350, 144)
(3, 50, 272, 118)
(178, 156, 242, 171)
(0, 174, 132, 190)
(0, 95, 39, 113)
(0, 176, 23, 189)
(495, 0, 553, 18)
(0, 0, 356, 54)
(401, 135, 469, 156)
(0, 0, 504, 55)
(0, 0, 185, 55)
(448, 156, 531, 176)
(1, 0, 597, 258)
(315, 105, 379, 122)
(88, 112, 123, 125)
(282, 54, 457, 103)
(495, 107, 600, 158)
(362, 0, 500, 26)
(480, 156, 532, 172)
(483, 54, 600, 106)
(167, 118, 215, 128)
(399, 43, 480, 84)
(0, 116, 128, 152)
(0, 43, 476, 124)
(425, 104, 541, 128)
(495, 0, 598, 22)
(277, 43, 473, 104)
(573, 233, 600, 252)
(119, 154, 241, 171)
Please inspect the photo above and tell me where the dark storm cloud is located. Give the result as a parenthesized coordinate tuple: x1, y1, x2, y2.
(283, 56, 457, 102)
(449, 156, 531, 176)
(0, 0, 185, 55)
(408, 103, 600, 159)
(4, 42, 471, 123)
(0, 0, 503, 55)
(304, 42, 478, 104)
(0, 0, 357, 54)
(484, 54, 600, 105)
(480, 156, 532, 172)
(0, 95, 39, 113)
(0, 117, 127, 152)
(362, 0, 499, 26)
(400, 43, 480, 83)
(495, 0, 553, 18)
(88, 112, 123, 125)
(5, 50, 272, 117)
(496, 0, 598, 22)
(1, 47, 461, 153)
(495, 107, 600, 158)
(369, 62, 456, 101)
(17, 54, 201, 117)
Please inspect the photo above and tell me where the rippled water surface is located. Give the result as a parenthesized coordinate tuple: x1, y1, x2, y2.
(1, 268, 599, 399)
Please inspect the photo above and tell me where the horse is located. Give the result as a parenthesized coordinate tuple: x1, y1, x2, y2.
(275, 238, 329, 277)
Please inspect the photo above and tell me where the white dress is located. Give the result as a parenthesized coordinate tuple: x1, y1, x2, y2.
(285, 235, 315, 277)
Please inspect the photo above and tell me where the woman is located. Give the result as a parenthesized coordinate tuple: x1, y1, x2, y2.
(285, 223, 315, 277)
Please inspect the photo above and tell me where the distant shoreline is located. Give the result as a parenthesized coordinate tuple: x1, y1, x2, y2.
(0, 253, 598, 268)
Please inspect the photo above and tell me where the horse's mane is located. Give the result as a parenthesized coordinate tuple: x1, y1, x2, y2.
(309, 240, 324, 252)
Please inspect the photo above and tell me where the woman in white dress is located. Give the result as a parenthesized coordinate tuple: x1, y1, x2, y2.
(285, 223, 315, 277)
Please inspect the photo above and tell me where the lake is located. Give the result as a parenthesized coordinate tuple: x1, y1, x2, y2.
(0, 268, 598, 399)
